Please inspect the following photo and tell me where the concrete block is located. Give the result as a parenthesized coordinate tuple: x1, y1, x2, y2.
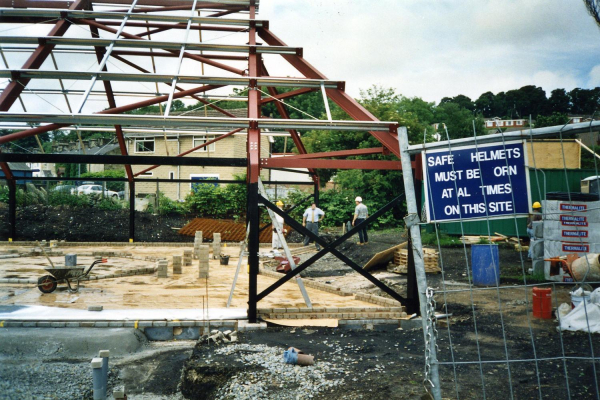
(174, 326, 200, 340)
(138, 321, 153, 328)
(144, 327, 174, 341)
(167, 321, 182, 327)
(108, 322, 124, 327)
(123, 322, 136, 327)
(23, 322, 36, 327)
(113, 386, 126, 400)
(50, 322, 66, 328)
(181, 321, 195, 327)
(94, 322, 109, 328)
(65, 322, 80, 328)
(237, 320, 267, 332)
(5, 321, 23, 327)
(400, 317, 423, 330)
(88, 305, 103, 312)
(80, 322, 95, 327)
(153, 321, 167, 327)
(36, 322, 51, 327)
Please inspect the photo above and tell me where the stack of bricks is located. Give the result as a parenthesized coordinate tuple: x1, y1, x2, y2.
(198, 244, 210, 279)
(193, 231, 203, 259)
(172, 255, 182, 275)
(212, 233, 221, 260)
(157, 259, 168, 278)
(183, 249, 193, 266)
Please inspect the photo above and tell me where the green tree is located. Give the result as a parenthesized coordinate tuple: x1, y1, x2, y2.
(475, 91, 495, 117)
(548, 88, 571, 114)
(569, 87, 600, 115)
(534, 112, 570, 128)
(433, 102, 485, 139)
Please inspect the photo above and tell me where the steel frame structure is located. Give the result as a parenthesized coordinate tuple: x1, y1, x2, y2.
(0, 0, 420, 321)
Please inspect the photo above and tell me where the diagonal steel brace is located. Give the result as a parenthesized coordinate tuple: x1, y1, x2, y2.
(257, 194, 406, 304)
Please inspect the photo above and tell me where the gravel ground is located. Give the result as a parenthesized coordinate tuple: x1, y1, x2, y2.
(0, 360, 119, 400)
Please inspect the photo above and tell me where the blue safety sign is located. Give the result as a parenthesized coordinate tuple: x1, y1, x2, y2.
(423, 141, 530, 222)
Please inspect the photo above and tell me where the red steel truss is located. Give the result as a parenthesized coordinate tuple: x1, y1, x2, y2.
(0, 0, 412, 320)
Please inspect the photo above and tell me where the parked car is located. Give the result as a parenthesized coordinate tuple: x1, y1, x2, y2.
(76, 185, 119, 198)
(52, 185, 77, 194)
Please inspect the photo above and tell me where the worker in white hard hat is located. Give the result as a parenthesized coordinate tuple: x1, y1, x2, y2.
(352, 196, 369, 245)
(527, 201, 542, 260)
(272, 200, 286, 249)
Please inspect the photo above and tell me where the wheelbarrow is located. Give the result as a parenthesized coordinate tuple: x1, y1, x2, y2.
(37, 258, 108, 294)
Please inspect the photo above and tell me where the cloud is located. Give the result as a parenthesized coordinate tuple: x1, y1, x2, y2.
(260, 0, 600, 103)
(589, 65, 600, 87)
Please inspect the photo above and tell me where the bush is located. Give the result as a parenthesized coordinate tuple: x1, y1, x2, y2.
(184, 175, 246, 220)
(48, 191, 90, 208)
(97, 197, 123, 211)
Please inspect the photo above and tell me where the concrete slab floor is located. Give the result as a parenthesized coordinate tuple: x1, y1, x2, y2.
(0, 244, 377, 311)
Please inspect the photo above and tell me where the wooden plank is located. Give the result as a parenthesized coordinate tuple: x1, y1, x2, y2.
(363, 241, 408, 271)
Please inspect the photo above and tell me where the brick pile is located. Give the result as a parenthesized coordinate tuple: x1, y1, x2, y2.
(193, 231, 203, 259)
(212, 233, 221, 259)
(157, 259, 168, 278)
(172, 255, 182, 274)
(198, 244, 209, 279)
(183, 249, 193, 266)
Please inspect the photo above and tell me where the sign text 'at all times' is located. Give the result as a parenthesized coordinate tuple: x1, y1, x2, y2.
(423, 142, 530, 222)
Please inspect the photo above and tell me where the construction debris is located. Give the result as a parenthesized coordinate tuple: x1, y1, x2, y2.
(389, 248, 441, 274)
(179, 218, 290, 243)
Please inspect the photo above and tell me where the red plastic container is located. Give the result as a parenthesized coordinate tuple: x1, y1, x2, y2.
(532, 287, 553, 319)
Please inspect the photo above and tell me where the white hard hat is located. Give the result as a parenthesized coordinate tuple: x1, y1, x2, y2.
(355, 196, 362, 202)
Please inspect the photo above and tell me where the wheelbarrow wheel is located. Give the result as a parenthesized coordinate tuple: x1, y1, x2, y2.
(38, 275, 57, 294)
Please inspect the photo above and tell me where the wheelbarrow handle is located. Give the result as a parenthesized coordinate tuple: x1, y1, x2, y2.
(83, 258, 108, 277)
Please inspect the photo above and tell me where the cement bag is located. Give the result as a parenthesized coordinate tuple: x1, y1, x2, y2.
(560, 301, 600, 333)
(568, 254, 600, 281)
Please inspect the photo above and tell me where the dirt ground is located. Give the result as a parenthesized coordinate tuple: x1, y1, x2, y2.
(2, 227, 599, 398)
(0, 205, 193, 242)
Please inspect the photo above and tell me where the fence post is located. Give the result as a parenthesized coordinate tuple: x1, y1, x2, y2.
(398, 127, 442, 400)
(129, 181, 135, 243)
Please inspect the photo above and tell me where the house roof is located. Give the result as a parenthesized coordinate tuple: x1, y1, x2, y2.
(58, 143, 120, 155)
(7, 162, 31, 171)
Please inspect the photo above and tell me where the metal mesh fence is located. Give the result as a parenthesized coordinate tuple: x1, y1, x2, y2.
(400, 117, 600, 399)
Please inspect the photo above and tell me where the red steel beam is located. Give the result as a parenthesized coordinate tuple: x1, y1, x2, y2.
(0, 84, 223, 146)
(258, 27, 401, 158)
(261, 158, 403, 170)
(111, 54, 237, 118)
(0, 0, 86, 111)
(0, 161, 14, 181)
(276, 147, 385, 160)
(259, 62, 317, 183)
(133, 128, 243, 177)
(0, 1, 246, 8)
(247, 7, 261, 184)
(81, 19, 246, 76)
(259, 87, 316, 104)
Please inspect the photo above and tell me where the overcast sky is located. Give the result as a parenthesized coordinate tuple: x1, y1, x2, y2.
(1, 0, 599, 115)
(259, 0, 600, 103)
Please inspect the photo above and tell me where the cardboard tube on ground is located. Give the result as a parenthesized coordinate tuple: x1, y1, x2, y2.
(570, 254, 600, 281)
(296, 354, 315, 366)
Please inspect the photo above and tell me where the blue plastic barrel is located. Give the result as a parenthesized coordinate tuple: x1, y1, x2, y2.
(471, 244, 500, 286)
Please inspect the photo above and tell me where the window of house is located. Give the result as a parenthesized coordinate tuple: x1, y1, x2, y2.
(507, 121, 513, 126)
(169, 172, 175, 180)
(135, 137, 155, 153)
(486, 121, 493, 127)
(193, 135, 216, 152)
(139, 171, 153, 176)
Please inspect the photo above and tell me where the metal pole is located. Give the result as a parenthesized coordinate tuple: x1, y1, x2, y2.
(406, 167, 421, 314)
(313, 182, 319, 206)
(129, 181, 135, 243)
(8, 180, 16, 241)
(247, 181, 259, 323)
(398, 127, 442, 400)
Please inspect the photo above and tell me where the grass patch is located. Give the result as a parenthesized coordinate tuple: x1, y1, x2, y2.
(420, 232, 463, 248)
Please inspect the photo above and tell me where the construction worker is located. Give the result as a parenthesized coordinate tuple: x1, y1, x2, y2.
(302, 202, 324, 251)
(353, 196, 369, 245)
(527, 201, 543, 260)
(272, 200, 286, 249)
